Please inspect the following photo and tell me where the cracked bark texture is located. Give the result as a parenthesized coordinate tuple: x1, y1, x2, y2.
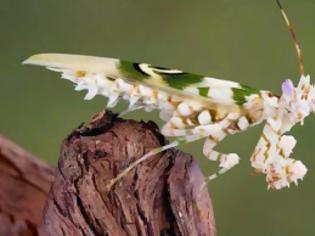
(43, 111, 216, 236)
(0, 134, 55, 236)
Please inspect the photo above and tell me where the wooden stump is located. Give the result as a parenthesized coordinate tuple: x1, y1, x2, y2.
(0, 134, 54, 236)
(0, 111, 216, 236)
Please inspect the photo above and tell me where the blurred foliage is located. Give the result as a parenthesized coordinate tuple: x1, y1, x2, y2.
(1, 0, 315, 235)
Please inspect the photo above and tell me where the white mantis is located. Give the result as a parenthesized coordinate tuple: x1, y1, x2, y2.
(23, 0, 311, 190)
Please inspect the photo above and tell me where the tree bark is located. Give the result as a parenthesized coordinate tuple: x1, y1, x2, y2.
(0, 134, 55, 236)
(0, 110, 216, 236)
(43, 111, 216, 236)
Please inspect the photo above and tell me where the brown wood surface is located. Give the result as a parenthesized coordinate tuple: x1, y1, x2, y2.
(0, 134, 55, 236)
(0, 111, 216, 236)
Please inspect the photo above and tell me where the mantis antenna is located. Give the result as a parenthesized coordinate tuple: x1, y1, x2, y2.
(276, 0, 305, 75)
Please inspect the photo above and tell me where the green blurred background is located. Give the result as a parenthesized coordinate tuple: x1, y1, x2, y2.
(1, 0, 315, 235)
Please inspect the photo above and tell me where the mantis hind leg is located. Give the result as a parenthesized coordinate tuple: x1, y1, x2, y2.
(106, 132, 209, 190)
(118, 105, 144, 116)
(106, 140, 181, 190)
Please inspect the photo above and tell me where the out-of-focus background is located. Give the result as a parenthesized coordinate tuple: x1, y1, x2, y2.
(1, 0, 315, 235)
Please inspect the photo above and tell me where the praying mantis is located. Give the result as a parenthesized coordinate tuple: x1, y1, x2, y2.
(23, 1, 312, 190)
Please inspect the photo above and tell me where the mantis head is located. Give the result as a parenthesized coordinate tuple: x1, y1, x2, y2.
(281, 75, 315, 128)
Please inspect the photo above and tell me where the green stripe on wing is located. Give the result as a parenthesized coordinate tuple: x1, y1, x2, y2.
(162, 73, 204, 89)
(198, 87, 210, 97)
(232, 85, 259, 105)
(119, 60, 149, 81)
(119, 60, 204, 89)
